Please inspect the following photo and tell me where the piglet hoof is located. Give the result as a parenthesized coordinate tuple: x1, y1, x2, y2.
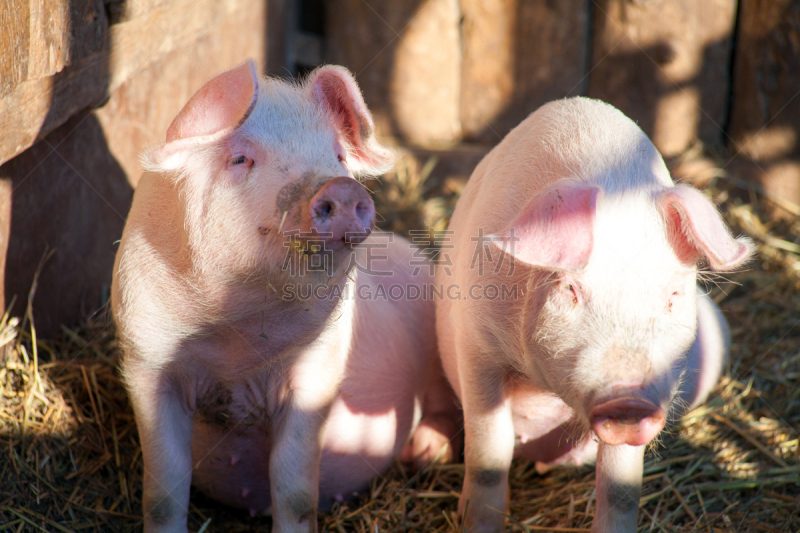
(457, 493, 507, 533)
(400, 415, 463, 472)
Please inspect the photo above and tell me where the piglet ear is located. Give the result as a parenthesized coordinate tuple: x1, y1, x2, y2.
(660, 185, 753, 271)
(166, 59, 259, 144)
(490, 184, 601, 272)
(309, 65, 394, 176)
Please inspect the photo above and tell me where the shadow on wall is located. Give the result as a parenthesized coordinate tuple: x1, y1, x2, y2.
(321, 0, 798, 214)
(325, 0, 432, 144)
(474, 0, 737, 158)
(0, 0, 133, 336)
(459, 0, 590, 146)
(326, 0, 588, 146)
(586, 37, 734, 158)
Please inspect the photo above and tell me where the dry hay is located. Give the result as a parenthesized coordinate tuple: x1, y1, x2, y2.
(1, 149, 798, 532)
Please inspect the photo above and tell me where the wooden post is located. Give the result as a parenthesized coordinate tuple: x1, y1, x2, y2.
(728, 0, 800, 217)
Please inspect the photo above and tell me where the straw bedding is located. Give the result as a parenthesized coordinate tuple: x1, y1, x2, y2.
(1, 150, 798, 532)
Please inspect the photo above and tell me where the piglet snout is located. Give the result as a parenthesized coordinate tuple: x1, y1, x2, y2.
(306, 177, 375, 246)
(590, 398, 666, 446)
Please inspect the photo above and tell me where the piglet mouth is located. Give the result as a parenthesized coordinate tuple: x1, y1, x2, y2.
(590, 397, 666, 446)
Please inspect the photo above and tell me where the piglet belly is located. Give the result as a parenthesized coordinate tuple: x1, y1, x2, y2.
(191, 422, 273, 514)
(511, 385, 597, 468)
(318, 387, 418, 508)
(189, 392, 416, 513)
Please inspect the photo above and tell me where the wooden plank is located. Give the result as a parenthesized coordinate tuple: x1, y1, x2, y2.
(69, 0, 109, 61)
(104, 0, 255, 95)
(1, 0, 267, 334)
(0, 0, 77, 98)
(0, 53, 108, 168)
(588, 0, 737, 157)
(460, 0, 590, 143)
(0, 1, 31, 98)
(0, 0, 266, 167)
(0, 0, 107, 164)
(102, 0, 180, 24)
(459, 0, 514, 143)
(728, 0, 800, 214)
(295, 32, 323, 68)
(1, 111, 133, 336)
(326, 0, 461, 147)
(95, 0, 267, 185)
(0, 179, 10, 316)
(266, 0, 291, 76)
(25, 0, 71, 80)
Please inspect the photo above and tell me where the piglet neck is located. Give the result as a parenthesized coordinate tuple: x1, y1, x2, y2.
(199, 264, 355, 326)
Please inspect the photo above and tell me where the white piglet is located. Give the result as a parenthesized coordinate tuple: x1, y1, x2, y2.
(112, 60, 454, 533)
(436, 97, 752, 532)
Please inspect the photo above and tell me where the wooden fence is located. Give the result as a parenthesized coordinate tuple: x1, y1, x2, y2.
(323, 0, 800, 198)
(1, 0, 798, 333)
(0, 0, 267, 334)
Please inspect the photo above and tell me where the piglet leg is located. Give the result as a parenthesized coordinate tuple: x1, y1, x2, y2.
(402, 354, 462, 471)
(269, 348, 346, 533)
(459, 364, 515, 533)
(126, 363, 194, 533)
(592, 443, 644, 533)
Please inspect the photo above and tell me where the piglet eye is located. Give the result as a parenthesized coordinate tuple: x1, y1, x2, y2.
(337, 154, 345, 163)
(563, 282, 578, 304)
(229, 155, 253, 168)
(668, 290, 682, 310)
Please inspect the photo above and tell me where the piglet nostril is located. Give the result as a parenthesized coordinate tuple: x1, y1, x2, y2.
(315, 200, 334, 220)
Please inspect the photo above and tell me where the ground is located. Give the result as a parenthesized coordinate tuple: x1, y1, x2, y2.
(1, 149, 798, 532)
